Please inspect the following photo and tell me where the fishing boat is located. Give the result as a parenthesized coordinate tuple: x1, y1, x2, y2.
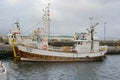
(9, 3, 107, 61)
(16, 27, 107, 61)
(0, 61, 7, 80)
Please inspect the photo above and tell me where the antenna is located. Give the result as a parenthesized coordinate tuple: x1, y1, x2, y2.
(95, 22, 99, 27)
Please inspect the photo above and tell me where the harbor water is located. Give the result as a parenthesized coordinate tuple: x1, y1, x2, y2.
(2, 55, 120, 80)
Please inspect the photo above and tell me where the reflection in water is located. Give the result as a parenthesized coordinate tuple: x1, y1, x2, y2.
(2, 55, 120, 80)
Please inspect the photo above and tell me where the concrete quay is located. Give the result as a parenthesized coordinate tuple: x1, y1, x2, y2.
(0, 43, 13, 58)
(100, 40, 120, 54)
(107, 46, 120, 54)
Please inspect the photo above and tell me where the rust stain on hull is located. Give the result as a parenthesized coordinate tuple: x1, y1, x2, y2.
(18, 50, 105, 62)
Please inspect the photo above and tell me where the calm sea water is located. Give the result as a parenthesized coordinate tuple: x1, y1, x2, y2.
(2, 55, 120, 80)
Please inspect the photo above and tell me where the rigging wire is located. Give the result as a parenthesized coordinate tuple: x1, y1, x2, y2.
(22, 20, 43, 34)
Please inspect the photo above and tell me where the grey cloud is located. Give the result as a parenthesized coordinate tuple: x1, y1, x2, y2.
(0, 0, 120, 39)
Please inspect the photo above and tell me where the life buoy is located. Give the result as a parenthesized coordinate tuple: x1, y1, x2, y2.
(42, 45, 47, 50)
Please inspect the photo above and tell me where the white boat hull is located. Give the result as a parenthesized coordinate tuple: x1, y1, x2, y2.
(17, 45, 106, 61)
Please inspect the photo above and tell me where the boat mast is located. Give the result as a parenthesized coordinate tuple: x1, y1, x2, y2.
(47, 3, 51, 38)
(89, 17, 99, 52)
(42, 3, 51, 39)
(14, 21, 20, 30)
(89, 17, 94, 51)
(14, 18, 20, 30)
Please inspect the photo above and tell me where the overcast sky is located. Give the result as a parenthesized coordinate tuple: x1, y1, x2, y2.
(0, 0, 120, 39)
